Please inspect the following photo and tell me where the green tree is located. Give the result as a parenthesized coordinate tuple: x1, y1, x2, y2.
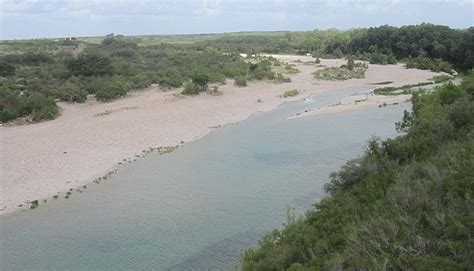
(0, 61, 15, 76)
(181, 81, 199, 95)
(191, 73, 209, 91)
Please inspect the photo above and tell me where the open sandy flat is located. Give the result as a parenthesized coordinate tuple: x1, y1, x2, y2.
(0, 55, 441, 215)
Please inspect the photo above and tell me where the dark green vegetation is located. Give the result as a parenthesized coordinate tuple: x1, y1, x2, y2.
(1, 24, 472, 123)
(190, 24, 472, 71)
(241, 72, 474, 270)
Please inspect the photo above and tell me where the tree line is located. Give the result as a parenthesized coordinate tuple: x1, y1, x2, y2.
(1, 24, 472, 123)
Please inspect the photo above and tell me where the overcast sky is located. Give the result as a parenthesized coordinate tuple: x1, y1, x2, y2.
(1, 0, 473, 40)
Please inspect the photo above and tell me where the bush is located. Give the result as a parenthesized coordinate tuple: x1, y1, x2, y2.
(438, 82, 465, 105)
(235, 76, 248, 87)
(283, 89, 299, 98)
(67, 54, 113, 76)
(0, 61, 15, 76)
(95, 76, 129, 101)
(53, 82, 88, 103)
(191, 73, 209, 91)
(181, 82, 199, 95)
(460, 70, 474, 97)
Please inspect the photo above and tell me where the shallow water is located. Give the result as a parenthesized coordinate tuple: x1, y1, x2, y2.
(0, 86, 410, 270)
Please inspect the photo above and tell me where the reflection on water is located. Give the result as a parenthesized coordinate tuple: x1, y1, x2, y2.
(0, 86, 410, 270)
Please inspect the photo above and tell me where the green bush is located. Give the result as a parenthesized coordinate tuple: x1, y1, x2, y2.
(438, 82, 465, 105)
(181, 82, 199, 95)
(53, 82, 88, 103)
(95, 76, 129, 101)
(234, 76, 248, 87)
(191, 73, 209, 91)
(283, 89, 299, 98)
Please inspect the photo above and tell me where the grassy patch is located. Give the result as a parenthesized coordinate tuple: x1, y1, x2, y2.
(430, 74, 452, 83)
(282, 89, 299, 98)
(207, 86, 223, 96)
(158, 146, 178, 155)
(374, 81, 435, 96)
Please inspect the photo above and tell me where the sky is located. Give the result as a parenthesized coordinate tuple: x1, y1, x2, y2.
(0, 0, 473, 40)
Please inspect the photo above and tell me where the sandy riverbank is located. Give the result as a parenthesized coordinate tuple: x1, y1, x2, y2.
(0, 55, 442, 215)
(288, 92, 413, 119)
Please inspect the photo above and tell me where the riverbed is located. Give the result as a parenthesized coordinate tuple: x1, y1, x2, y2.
(0, 86, 410, 270)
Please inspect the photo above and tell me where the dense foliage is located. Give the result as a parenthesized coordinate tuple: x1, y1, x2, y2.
(241, 74, 474, 270)
(194, 24, 472, 71)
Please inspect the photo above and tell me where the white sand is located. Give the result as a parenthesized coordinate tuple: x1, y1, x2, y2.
(0, 56, 441, 215)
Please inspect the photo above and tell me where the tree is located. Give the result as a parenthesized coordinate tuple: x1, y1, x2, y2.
(191, 73, 209, 91)
(181, 82, 199, 95)
(0, 61, 15, 76)
(347, 57, 355, 70)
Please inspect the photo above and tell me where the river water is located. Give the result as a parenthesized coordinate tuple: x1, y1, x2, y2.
(0, 86, 410, 270)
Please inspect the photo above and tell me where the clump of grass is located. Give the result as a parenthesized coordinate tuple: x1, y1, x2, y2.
(284, 64, 299, 74)
(430, 74, 452, 83)
(158, 146, 178, 155)
(207, 86, 223, 96)
(53, 195, 59, 199)
(374, 81, 435, 96)
(283, 89, 300, 98)
(275, 73, 291, 83)
(373, 87, 398, 95)
(30, 200, 39, 209)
